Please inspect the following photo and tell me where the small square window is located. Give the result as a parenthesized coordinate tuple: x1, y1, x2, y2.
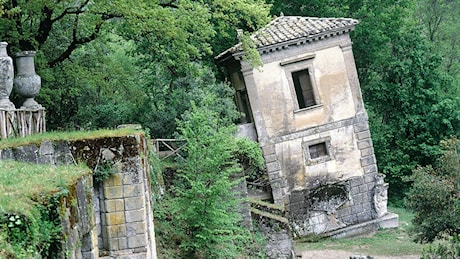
(309, 142, 328, 159)
(303, 137, 334, 165)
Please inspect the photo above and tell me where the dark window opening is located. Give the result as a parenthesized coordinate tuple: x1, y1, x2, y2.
(292, 69, 316, 109)
(309, 142, 328, 159)
(235, 89, 253, 123)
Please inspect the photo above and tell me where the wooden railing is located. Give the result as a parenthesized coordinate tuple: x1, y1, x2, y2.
(153, 139, 186, 160)
(0, 108, 46, 139)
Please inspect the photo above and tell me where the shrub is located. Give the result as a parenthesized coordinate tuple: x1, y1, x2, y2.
(405, 136, 460, 242)
(422, 233, 460, 259)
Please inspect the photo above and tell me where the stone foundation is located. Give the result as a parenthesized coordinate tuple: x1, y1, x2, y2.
(250, 200, 294, 259)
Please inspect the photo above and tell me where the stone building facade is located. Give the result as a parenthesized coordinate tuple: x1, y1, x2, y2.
(216, 15, 398, 238)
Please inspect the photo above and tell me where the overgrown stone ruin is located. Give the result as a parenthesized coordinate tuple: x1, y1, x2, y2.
(1, 43, 157, 258)
(0, 15, 402, 259)
(0, 132, 157, 258)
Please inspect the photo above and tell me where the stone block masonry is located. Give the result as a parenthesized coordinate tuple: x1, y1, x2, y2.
(250, 199, 294, 259)
(0, 132, 157, 259)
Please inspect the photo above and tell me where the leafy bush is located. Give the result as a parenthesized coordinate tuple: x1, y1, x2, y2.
(0, 200, 64, 258)
(93, 160, 115, 184)
(152, 95, 266, 258)
(0, 161, 91, 258)
(422, 233, 460, 259)
(405, 136, 460, 243)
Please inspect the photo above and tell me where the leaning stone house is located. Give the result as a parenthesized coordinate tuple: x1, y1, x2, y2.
(216, 15, 398, 238)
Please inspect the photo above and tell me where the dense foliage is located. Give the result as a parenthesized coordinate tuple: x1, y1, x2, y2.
(152, 95, 266, 258)
(405, 136, 460, 243)
(0, 0, 271, 137)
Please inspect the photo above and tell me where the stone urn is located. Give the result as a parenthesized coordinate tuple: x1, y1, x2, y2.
(0, 42, 15, 109)
(13, 51, 42, 109)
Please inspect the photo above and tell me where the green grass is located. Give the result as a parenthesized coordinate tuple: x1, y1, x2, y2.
(0, 160, 91, 215)
(294, 206, 425, 257)
(0, 127, 144, 150)
(0, 161, 91, 258)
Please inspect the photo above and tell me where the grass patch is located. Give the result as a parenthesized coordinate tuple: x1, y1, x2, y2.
(294, 206, 424, 257)
(0, 127, 144, 150)
(0, 160, 91, 214)
(0, 160, 91, 258)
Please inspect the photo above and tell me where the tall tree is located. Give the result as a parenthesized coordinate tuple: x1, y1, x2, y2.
(365, 28, 459, 197)
(157, 95, 264, 258)
(415, 0, 460, 83)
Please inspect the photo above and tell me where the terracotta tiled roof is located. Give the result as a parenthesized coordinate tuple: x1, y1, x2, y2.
(215, 16, 359, 60)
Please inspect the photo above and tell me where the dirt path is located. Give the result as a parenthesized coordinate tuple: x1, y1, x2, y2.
(298, 249, 420, 259)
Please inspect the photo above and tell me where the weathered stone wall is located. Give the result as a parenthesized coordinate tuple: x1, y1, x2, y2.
(61, 175, 99, 258)
(0, 133, 156, 258)
(288, 174, 378, 238)
(241, 35, 360, 143)
(250, 200, 294, 259)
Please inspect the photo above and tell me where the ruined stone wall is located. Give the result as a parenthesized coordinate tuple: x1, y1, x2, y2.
(288, 174, 378, 238)
(262, 114, 394, 238)
(0, 133, 156, 258)
(60, 175, 99, 258)
(250, 200, 294, 259)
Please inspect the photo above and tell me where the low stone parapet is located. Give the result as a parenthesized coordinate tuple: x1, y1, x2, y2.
(0, 129, 156, 258)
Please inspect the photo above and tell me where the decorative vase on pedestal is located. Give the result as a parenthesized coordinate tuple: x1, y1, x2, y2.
(13, 51, 42, 109)
(0, 42, 15, 109)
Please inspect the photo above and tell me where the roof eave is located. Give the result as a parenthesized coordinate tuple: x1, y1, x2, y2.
(215, 22, 358, 63)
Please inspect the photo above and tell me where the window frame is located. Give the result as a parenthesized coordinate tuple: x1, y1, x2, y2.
(281, 54, 321, 112)
(292, 68, 317, 109)
(302, 137, 334, 165)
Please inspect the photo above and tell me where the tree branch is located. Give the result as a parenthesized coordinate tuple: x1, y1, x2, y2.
(48, 12, 120, 67)
(158, 0, 179, 8)
(51, 7, 84, 23)
(36, 0, 90, 49)
(35, 6, 53, 46)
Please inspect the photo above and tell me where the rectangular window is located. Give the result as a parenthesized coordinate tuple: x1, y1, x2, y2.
(303, 137, 334, 165)
(235, 89, 253, 123)
(292, 69, 316, 109)
(308, 142, 328, 159)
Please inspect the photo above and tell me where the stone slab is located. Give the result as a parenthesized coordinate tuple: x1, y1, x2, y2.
(324, 212, 399, 239)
